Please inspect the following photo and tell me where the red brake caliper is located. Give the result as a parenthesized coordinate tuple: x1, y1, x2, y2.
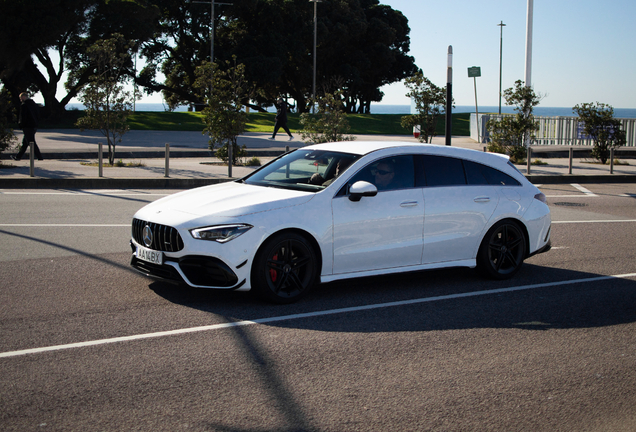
(270, 253, 278, 282)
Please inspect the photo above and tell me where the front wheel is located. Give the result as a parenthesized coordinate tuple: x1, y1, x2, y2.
(251, 232, 318, 304)
(477, 220, 527, 280)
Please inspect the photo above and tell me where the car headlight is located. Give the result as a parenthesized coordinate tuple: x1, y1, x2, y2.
(190, 224, 253, 243)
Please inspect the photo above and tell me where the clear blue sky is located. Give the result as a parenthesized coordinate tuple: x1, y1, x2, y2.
(378, 0, 636, 108)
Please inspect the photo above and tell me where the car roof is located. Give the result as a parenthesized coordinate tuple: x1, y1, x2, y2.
(303, 141, 510, 166)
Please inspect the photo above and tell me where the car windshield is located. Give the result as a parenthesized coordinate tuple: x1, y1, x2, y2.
(243, 149, 360, 192)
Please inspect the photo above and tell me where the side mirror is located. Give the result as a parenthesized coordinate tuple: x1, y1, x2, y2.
(348, 181, 377, 202)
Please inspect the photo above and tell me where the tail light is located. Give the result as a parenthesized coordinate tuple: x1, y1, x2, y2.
(534, 192, 547, 204)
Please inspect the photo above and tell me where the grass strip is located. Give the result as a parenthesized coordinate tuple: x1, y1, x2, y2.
(39, 110, 471, 136)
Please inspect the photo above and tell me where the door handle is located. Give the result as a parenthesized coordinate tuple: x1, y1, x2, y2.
(400, 201, 419, 207)
(474, 197, 491, 203)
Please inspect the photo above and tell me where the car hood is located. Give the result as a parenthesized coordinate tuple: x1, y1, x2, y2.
(137, 182, 315, 219)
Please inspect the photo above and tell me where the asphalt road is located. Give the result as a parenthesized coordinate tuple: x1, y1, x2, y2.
(1, 184, 635, 431)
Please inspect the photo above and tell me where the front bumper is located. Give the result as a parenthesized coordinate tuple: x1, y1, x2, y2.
(130, 240, 247, 290)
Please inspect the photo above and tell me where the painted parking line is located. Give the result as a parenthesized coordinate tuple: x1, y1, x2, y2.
(0, 224, 129, 227)
(544, 183, 599, 198)
(2, 272, 636, 359)
(552, 220, 636, 224)
(0, 191, 171, 196)
(571, 184, 597, 196)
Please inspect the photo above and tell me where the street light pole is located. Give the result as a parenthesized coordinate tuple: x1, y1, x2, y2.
(192, 0, 232, 93)
(445, 45, 453, 146)
(309, 0, 322, 113)
(525, 0, 534, 88)
(498, 21, 506, 115)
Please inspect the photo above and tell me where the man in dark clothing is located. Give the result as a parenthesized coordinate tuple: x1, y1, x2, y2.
(269, 97, 294, 141)
(12, 92, 43, 161)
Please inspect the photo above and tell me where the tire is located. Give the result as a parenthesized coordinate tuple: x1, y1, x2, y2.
(477, 220, 527, 280)
(251, 232, 318, 304)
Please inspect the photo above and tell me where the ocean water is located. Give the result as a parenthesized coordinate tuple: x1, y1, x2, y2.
(65, 103, 636, 118)
(370, 104, 636, 118)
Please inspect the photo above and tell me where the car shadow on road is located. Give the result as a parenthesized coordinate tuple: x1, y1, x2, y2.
(148, 264, 636, 333)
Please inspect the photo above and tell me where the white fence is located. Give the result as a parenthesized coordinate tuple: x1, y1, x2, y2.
(471, 114, 636, 147)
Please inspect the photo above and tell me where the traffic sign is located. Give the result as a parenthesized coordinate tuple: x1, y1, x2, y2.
(468, 66, 481, 78)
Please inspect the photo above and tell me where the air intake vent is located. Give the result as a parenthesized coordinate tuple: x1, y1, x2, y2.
(132, 218, 184, 252)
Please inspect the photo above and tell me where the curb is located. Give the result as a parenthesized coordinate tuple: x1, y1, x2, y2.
(0, 177, 233, 189)
(524, 174, 636, 184)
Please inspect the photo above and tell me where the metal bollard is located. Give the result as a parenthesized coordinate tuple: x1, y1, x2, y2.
(526, 147, 532, 174)
(29, 141, 35, 177)
(165, 143, 170, 178)
(483, 146, 487, 152)
(610, 148, 614, 174)
(569, 147, 573, 175)
(228, 144, 233, 178)
(98, 142, 103, 178)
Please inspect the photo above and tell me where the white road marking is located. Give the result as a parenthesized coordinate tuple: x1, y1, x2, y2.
(546, 194, 598, 198)
(552, 220, 636, 224)
(571, 184, 598, 196)
(0, 191, 170, 196)
(0, 224, 129, 227)
(2, 272, 636, 359)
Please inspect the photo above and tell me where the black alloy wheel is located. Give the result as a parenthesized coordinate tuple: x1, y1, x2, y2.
(477, 220, 527, 280)
(252, 232, 318, 303)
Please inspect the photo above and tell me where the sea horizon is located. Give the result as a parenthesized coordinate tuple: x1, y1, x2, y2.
(65, 103, 636, 119)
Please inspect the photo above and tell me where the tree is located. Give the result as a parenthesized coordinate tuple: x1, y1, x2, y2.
(0, 0, 159, 118)
(317, 0, 417, 113)
(74, 34, 134, 165)
(196, 58, 252, 166)
(485, 115, 529, 163)
(300, 90, 355, 144)
(400, 72, 447, 143)
(0, 87, 17, 155)
(573, 102, 626, 164)
(138, 0, 416, 113)
(486, 80, 541, 162)
(0, 0, 94, 118)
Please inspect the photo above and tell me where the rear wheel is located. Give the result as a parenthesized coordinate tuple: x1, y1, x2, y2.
(477, 220, 526, 280)
(251, 232, 318, 304)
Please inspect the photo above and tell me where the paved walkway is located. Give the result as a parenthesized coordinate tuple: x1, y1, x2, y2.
(1, 130, 635, 188)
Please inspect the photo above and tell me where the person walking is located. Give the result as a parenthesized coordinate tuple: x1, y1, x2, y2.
(12, 92, 43, 161)
(269, 97, 294, 141)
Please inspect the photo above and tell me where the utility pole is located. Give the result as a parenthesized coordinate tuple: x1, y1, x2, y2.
(309, 0, 322, 113)
(524, 0, 534, 149)
(525, 0, 533, 88)
(498, 21, 506, 114)
(192, 0, 232, 93)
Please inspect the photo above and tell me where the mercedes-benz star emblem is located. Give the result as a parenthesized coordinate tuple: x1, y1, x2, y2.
(142, 225, 153, 247)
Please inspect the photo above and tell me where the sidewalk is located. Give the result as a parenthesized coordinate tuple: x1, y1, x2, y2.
(1, 130, 635, 188)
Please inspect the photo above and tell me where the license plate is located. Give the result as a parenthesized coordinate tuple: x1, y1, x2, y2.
(136, 245, 163, 265)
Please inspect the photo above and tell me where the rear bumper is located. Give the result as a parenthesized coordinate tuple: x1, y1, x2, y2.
(528, 238, 551, 257)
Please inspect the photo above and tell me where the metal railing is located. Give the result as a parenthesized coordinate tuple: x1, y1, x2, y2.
(472, 114, 636, 147)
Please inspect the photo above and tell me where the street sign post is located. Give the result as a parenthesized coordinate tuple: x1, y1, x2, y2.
(468, 67, 481, 142)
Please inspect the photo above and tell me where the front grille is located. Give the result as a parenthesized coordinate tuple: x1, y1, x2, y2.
(132, 218, 184, 252)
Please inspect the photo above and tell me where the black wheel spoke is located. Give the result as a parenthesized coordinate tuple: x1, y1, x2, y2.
(291, 255, 310, 270)
(254, 234, 317, 303)
(481, 222, 526, 277)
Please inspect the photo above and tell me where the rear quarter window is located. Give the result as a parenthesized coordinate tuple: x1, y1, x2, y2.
(464, 160, 521, 186)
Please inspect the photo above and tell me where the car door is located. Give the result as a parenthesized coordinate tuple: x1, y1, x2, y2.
(417, 155, 500, 264)
(331, 155, 424, 274)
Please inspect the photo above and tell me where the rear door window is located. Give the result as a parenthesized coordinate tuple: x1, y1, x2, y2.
(417, 155, 466, 187)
